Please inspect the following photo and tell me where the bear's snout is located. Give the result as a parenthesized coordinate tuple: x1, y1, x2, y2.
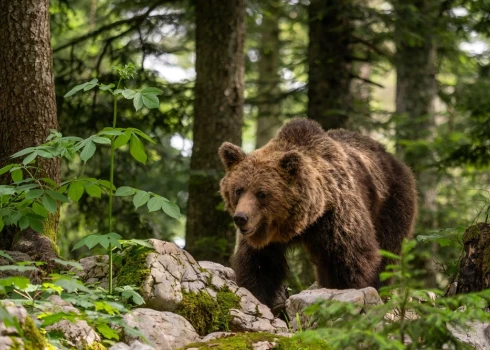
(233, 212, 249, 230)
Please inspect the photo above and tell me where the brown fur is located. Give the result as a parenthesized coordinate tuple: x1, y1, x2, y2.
(218, 119, 417, 308)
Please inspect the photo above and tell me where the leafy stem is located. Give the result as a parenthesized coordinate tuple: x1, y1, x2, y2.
(108, 77, 122, 294)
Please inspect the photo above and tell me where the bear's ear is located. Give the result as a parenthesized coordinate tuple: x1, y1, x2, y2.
(219, 142, 246, 170)
(279, 151, 302, 176)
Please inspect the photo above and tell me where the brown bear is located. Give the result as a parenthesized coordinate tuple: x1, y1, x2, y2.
(218, 118, 417, 309)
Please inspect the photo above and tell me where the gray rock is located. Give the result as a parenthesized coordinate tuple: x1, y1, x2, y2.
(200, 332, 235, 342)
(285, 287, 382, 331)
(122, 308, 200, 350)
(46, 295, 80, 314)
(46, 320, 100, 349)
(109, 340, 156, 350)
(198, 261, 236, 281)
(0, 251, 41, 283)
(0, 303, 28, 336)
(253, 340, 277, 350)
(75, 255, 116, 288)
(449, 322, 490, 350)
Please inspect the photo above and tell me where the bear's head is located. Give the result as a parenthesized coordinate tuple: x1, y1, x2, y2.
(218, 142, 316, 249)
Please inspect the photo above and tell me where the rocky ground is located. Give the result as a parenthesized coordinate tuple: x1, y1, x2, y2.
(1, 239, 490, 349)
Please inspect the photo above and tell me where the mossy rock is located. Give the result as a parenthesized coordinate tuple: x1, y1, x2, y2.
(84, 342, 107, 350)
(22, 316, 47, 350)
(175, 286, 240, 336)
(116, 246, 152, 288)
(181, 332, 330, 350)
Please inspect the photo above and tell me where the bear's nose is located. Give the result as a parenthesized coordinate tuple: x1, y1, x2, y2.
(233, 213, 248, 228)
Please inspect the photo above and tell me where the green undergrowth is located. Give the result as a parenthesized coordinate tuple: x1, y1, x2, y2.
(181, 332, 331, 350)
(175, 285, 240, 336)
(116, 246, 152, 287)
(20, 317, 47, 350)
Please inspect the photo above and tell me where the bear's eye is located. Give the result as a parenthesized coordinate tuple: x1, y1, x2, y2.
(235, 188, 244, 197)
(256, 191, 267, 200)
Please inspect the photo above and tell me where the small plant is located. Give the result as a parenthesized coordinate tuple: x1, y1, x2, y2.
(298, 239, 490, 349)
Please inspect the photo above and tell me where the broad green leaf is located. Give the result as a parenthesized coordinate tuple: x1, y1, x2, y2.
(0, 250, 13, 262)
(10, 147, 36, 159)
(22, 151, 38, 165)
(113, 89, 124, 95)
(72, 233, 121, 251)
(161, 201, 181, 219)
(115, 186, 136, 196)
(129, 135, 147, 164)
(122, 89, 136, 99)
(51, 259, 83, 270)
(141, 93, 159, 109)
(0, 186, 16, 195)
(46, 190, 69, 203)
(0, 276, 30, 289)
(141, 87, 163, 95)
(85, 183, 102, 198)
(120, 239, 154, 249)
(19, 216, 29, 230)
(99, 83, 115, 91)
(5, 211, 21, 225)
(0, 164, 14, 176)
(53, 277, 90, 293)
(80, 141, 96, 162)
(0, 265, 37, 272)
(25, 189, 44, 200)
(114, 132, 131, 149)
(118, 287, 145, 305)
(42, 194, 58, 213)
(99, 180, 116, 191)
(99, 128, 123, 136)
(29, 218, 44, 233)
(64, 83, 88, 97)
(133, 93, 143, 111)
(83, 78, 98, 91)
(93, 136, 111, 145)
(11, 169, 23, 183)
(68, 182, 85, 203)
(41, 177, 58, 187)
(131, 128, 155, 144)
(72, 235, 100, 251)
(96, 322, 119, 340)
(147, 196, 162, 212)
(32, 202, 49, 218)
(0, 218, 4, 233)
(133, 191, 150, 209)
(40, 312, 79, 327)
(36, 150, 53, 158)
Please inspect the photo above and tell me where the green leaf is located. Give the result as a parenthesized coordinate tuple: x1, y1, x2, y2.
(129, 135, 147, 164)
(29, 218, 44, 233)
(99, 180, 116, 191)
(41, 177, 58, 187)
(115, 186, 136, 196)
(68, 182, 85, 203)
(42, 194, 58, 213)
(85, 183, 102, 198)
(11, 169, 23, 183)
(161, 201, 181, 219)
(99, 83, 115, 91)
(72, 233, 122, 251)
(80, 141, 96, 162)
(32, 202, 49, 218)
(0, 218, 3, 232)
(99, 128, 123, 136)
(0, 164, 14, 176)
(0, 276, 30, 289)
(133, 191, 150, 209)
(83, 78, 99, 91)
(96, 322, 119, 340)
(0, 250, 14, 262)
(114, 132, 131, 149)
(0, 265, 37, 272)
(64, 83, 88, 97)
(120, 239, 154, 249)
(141, 93, 159, 109)
(122, 89, 136, 99)
(25, 189, 44, 200)
(141, 87, 163, 95)
(93, 136, 111, 145)
(51, 259, 83, 270)
(147, 196, 163, 212)
(40, 312, 79, 327)
(19, 216, 29, 230)
(46, 190, 68, 203)
(131, 128, 155, 144)
(22, 151, 38, 165)
(54, 277, 90, 293)
(10, 147, 36, 159)
(133, 93, 143, 111)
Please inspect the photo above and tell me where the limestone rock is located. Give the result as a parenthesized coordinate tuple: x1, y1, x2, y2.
(109, 340, 156, 350)
(285, 287, 382, 331)
(75, 255, 116, 288)
(0, 251, 41, 283)
(122, 308, 200, 350)
(450, 322, 490, 350)
(198, 261, 236, 281)
(46, 320, 100, 349)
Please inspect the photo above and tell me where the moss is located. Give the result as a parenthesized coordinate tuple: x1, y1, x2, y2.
(176, 286, 240, 336)
(116, 246, 152, 288)
(22, 316, 47, 350)
(84, 342, 107, 350)
(181, 332, 331, 350)
(463, 224, 482, 244)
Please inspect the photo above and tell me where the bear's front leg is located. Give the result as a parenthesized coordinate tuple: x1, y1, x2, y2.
(231, 239, 288, 309)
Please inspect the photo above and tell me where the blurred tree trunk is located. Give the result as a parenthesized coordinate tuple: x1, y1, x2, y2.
(308, 0, 353, 130)
(185, 0, 246, 264)
(255, 0, 282, 148)
(394, 0, 439, 287)
(0, 0, 60, 249)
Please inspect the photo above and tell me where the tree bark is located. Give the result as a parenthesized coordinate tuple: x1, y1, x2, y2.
(308, 0, 353, 130)
(394, 0, 439, 287)
(255, 0, 282, 148)
(457, 224, 490, 294)
(0, 0, 60, 246)
(185, 0, 246, 264)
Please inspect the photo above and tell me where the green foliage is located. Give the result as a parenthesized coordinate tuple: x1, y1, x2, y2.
(298, 239, 490, 349)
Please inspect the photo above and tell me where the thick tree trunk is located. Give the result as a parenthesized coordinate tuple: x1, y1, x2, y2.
(308, 0, 353, 130)
(394, 0, 439, 287)
(185, 0, 246, 264)
(0, 0, 60, 247)
(255, 0, 282, 149)
(457, 224, 490, 294)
